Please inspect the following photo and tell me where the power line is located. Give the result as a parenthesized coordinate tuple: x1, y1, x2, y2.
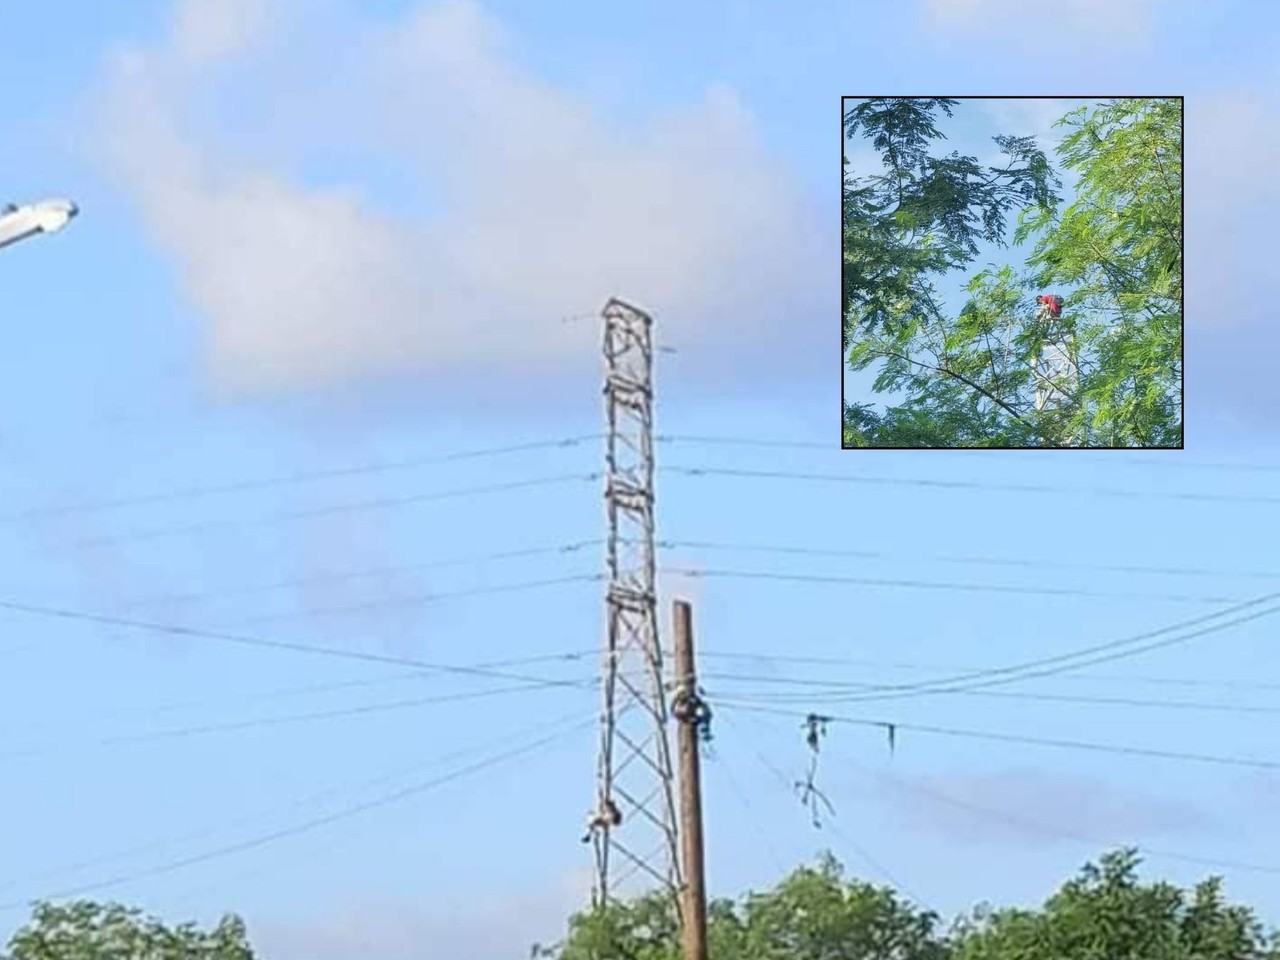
(0, 435, 601, 523)
(661, 566, 1236, 604)
(0, 679, 591, 761)
(843, 751, 1280, 877)
(72, 472, 600, 549)
(0, 711, 595, 910)
(714, 710, 929, 906)
(737, 708, 1280, 879)
(735, 590, 1280, 707)
(233, 572, 602, 628)
(703, 730, 790, 879)
(698, 651, 1280, 694)
(716, 701, 1280, 772)
(22, 650, 599, 728)
(706, 672, 1280, 717)
(657, 538, 1280, 583)
(0, 696, 600, 895)
(0, 595, 597, 688)
(118, 540, 603, 611)
(663, 465, 1280, 506)
(814, 600, 1280, 705)
(656, 434, 1280, 473)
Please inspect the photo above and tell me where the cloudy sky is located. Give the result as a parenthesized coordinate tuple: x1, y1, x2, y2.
(2, 1, 1280, 958)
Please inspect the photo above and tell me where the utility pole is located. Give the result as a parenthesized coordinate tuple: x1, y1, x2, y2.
(589, 296, 682, 913)
(672, 598, 709, 960)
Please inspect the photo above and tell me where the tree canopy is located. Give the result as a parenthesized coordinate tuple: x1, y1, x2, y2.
(5, 848, 1275, 960)
(543, 849, 1278, 960)
(843, 97, 1183, 448)
(3, 901, 256, 960)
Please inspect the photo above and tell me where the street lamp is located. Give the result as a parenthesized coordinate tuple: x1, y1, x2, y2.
(0, 197, 78, 252)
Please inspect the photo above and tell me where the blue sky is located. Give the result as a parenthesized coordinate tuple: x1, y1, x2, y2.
(2, 1, 1280, 958)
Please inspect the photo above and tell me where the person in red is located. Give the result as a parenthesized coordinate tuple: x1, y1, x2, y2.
(1035, 294, 1063, 320)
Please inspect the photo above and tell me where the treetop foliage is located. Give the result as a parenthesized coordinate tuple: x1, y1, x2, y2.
(544, 848, 1279, 960)
(844, 97, 1182, 448)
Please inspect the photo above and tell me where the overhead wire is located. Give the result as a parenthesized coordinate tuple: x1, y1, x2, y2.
(117, 540, 603, 612)
(0, 678, 593, 761)
(232, 572, 602, 628)
(0, 710, 596, 910)
(655, 434, 1280, 472)
(706, 589, 1280, 706)
(661, 465, 1280, 506)
(28, 649, 599, 727)
(703, 671, 1280, 716)
(716, 701, 1280, 772)
(736, 709, 1280, 880)
(0, 594, 599, 688)
(0, 695, 619, 897)
(806, 600, 1280, 705)
(835, 748, 1280, 877)
(714, 709, 928, 905)
(656, 537, 1280, 583)
(661, 566, 1237, 605)
(698, 650, 1280, 695)
(0, 435, 602, 523)
(71, 472, 600, 549)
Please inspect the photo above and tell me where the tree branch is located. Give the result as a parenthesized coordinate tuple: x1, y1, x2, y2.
(877, 347, 1059, 446)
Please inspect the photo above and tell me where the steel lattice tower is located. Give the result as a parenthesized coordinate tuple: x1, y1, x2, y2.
(589, 296, 682, 913)
(1031, 310, 1081, 444)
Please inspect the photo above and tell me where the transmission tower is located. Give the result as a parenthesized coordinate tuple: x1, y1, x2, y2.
(1031, 308, 1080, 444)
(589, 296, 683, 914)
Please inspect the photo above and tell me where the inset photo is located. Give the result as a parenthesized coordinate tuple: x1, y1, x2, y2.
(842, 97, 1183, 448)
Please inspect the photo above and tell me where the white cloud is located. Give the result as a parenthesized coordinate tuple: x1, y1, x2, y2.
(1184, 89, 1280, 425)
(91, 0, 822, 397)
(170, 0, 278, 63)
(1186, 91, 1280, 322)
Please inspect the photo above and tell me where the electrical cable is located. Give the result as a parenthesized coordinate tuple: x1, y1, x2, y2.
(715, 710, 927, 905)
(233, 572, 601, 628)
(703, 673, 1280, 716)
(710, 591, 1280, 706)
(736, 710, 1280, 880)
(0, 710, 596, 910)
(28, 650, 599, 728)
(72, 472, 600, 548)
(801, 600, 1280, 705)
(662, 465, 1280, 506)
(698, 651, 1280, 695)
(661, 566, 1236, 605)
(656, 538, 1280, 583)
(656, 435, 1280, 473)
(0, 435, 601, 523)
(0, 678, 592, 760)
(835, 748, 1280, 877)
(117, 540, 603, 611)
(716, 701, 1280, 771)
(0, 594, 597, 688)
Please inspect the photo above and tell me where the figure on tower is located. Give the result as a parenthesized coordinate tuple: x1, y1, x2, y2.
(1035, 294, 1064, 321)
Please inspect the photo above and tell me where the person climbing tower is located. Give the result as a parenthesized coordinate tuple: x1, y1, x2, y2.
(1035, 294, 1064, 321)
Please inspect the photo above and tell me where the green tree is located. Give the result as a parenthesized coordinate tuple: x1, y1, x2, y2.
(3, 901, 257, 960)
(540, 854, 947, 960)
(953, 848, 1278, 960)
(844, 98, 1182, 448)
